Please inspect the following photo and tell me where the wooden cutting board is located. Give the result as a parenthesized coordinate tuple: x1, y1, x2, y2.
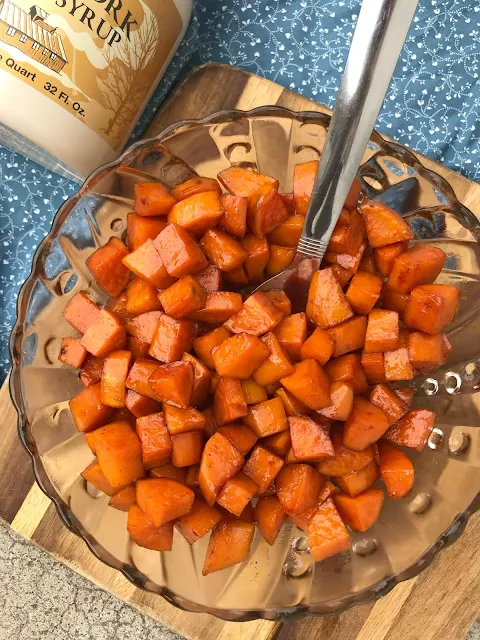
(1, 63, 479, 640)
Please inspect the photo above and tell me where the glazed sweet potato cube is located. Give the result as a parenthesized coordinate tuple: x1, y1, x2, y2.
(134, 182, 176, 216)
(275, 388, 309, 416)
(127, 213, 168, 251)
(100, 350, 131, 408)
(359, 248, 377, 274)
(404, 284, 460, 334)
(125, 358, 159, 400)
(195, 264, 223, 293)
(185, 464, 200, 490)
(290, 480, 337, 531)
(176, 498, 222, 544)
(219, 194, 248, 238)
(384, 329, 414, 381)
(80, 309, 126, 358)
(136, 478, 194, 527)
(243, 397, 288, 437)
(125, 278, 163, 315)
(262, 429, 292, 457)
(199, 432, 244, 505)
(374, 240, 409, 278)
(70, 383, 113, 432)
(247, 186, 288, 239)
(343, 177, 363, 210)
(330, 264, 354, 288)
(306, 268, 353, 329)
(408, 331, 444, 373)
(164, 404, 205, 435)
(168, 190, 223, 237)
(149, 315, 194, 363)
(327, 316, 367, 358)
(377, 440, 414, 499)
(254, 496, 286, 545)
(59, 337, 87, 369)
(273, 313, 307, 360)
(125, 390, 162, 418)
(267, 214, 304, 247)
(364, 309, 399, 354)
(104, 293, 131, 323)
(154, 223, 208, 277)
(149, 361, 194, 408)
(343, 397, 389, 451)
(370, 384, 409, 426)
(263, 291, 292, 316)
(202, 519, 255, 575)
(243, 445, 284, 493)
(317, 424, 374, 476)
(308, 498, 351, 562)
(188, 291, 243, 324)
(94, 421, 144, 488)
(241, 378, 268, 405)
(108, 484, 136, 511)
(253, 332, 295, 386)
(360, 352, 385, 384)
(81, 461, 116, 496)
(289, 416, 334, 462)
(381, 284, 409, 319)
(266, 244, 296, 277)
(86, 237, 131, 297)
(122, 239, 175, 289)
(224, 265, 249, 287)
(293, 160, 318, 216)
(193, 326, 232, 369)
(217, 472, 257, 516)
(388, 244, 446, 294)
(212, 333, 270, 378)
(158, 275, 206, 319)
(335, 459, 379, 497)
(328, 209, 365, 256)
(218, 166, 278, 197)
(181, 352, 211, 407)
(171, 177, 222, 201)
(318, 382, 354, 421)
(385, 409, 436, 451)
(280, 359, 331, 410)
(345, 271, 383, 315)
(324, 239, 367, 276)
(127, 336, 150, 360)
(241, 234, 270, 280)
(150, 462, 187, 483)
(63, 292, 100, 334)
(276, 464, 324, 516)
(214, 377, 248, 426)
(216, 423, 258, 455)
(135, 412, 172, 469)
(325, 354, 369, 395)
(334, 488, 384, 532)
(395, 386, 414, 407)
(125, 311, 162, 344)
(127, 504, 173, 551)
(360, 200, 414, 248)
(84, 431, 97, 454)
(79, 356, 105, 387)
(300, 327, 335, 366)
(200, 229, 248, 271)
(172, 430, 205, 467)
(224, 292, 284, 336)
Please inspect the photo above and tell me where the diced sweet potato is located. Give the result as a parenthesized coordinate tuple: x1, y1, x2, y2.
(289, 416, 334, 462)
(64, 292, 101, 335)
(218, 166, 278, 198)
(223, 265, 248, 287)
(334, 488, 384, 532)
(59, 337, 87, 369)
(127, 336, 150, 360)
(275, 387, 309, 416)
(149, 361, 194, 408)
(370, 383, 409, 426)
(290, 480, 336, 530)
(135, 412, 172, 469)
(80, 309, 126, 358)
(324, 240, 367, 276)
(408, 331, 444, 373)
(384, 409, 436, 451)
(176, 498, 222, 544)
(127, 504, 173, 551)
(335, 459, 379, 497)
(202, 519, 255, 575)
(217, 472, 257, 516)
(279, 192, 295, 214)
(404, 284, 460, 334)
(149, 315, 194, 363)
(253, 332, 295, 386)
(325, 354, 369, 395)
(198, 432, 244, 505)
(317, 424, 374, 476)
(358, 248, 377, 274)
(108, 484, 136, 511)
(267, 215, 304, 247)
(94, 421, 144, 488)
(154, 223, 208, 277)
(243, 397, 288, 437)
(150, 462, 187, 482)
(84, 432, 96, 454)
(343, 397, 389, 451)
(273, 313, 307, 361)
(200, 229, 248, 271)
(262, 429, 292, 457)
(86, 237, 131, 297)
(293, 161, 318, 216)
(214, 376, 248, 426)
(158, 275, 206, 319)
(360, 200, 414, 248)
(364, 309, 399, 354)
(328, 209, 365, 257)
(331, 264, 354, 287)
(171, 177, 222, 201)
(377, 440, 414, 499)
(381, 284, 409, 318)
(395, 387, 414, 407)
(388, 244, 446, 294)
(300, 327, 335, 366)
(266, 244, 296, 277)
(241, 234, 270, 280)
(81, 461, 116, 496)
(212, 332, 270, 378)
(124, 278, 162, 316)
(384, 329, 414, 381)
(263, 291, 292, 316)
(224, 292, 284, 336)
(193, 326, 231, 369)
(172, 431, 203, 468)
(345, 271, 383, 315)
(216, 423, 258, 455)
(180, 352, 211, 407)
(127, 213, 168, 251)
(69, 383, 113, 432)
(164, 404, 205, 435)
(306, 268, 353, 329)
(360, 352, 386, 384)
(241, 378, 268, 405)
(100, 350, 131, 408)
(243, 444, 284, 493)
(105, 294, 132, 326)
(327, 316, 367, 358)
(308, 498, 351, 562)
(195, 264, 223, 293)
(122, 239, 175, 289)
(254, 496, 286, 545)
(374, 241, 409, 278)
(247, 186, 288, 239)
(136, 477, 195, 527)
(219, 194, 248, 238)
(80, 356, 105, 387)
(280, 359, 331, 410)
(276, 464, 323, 515)
(134, 182, 176, 216)
(125, 358, 159, 400)
(168, 191, 223, 236)
(318, 381, 354, 421)
(185, 464, 200, 490)
(125, 311, 162, 344)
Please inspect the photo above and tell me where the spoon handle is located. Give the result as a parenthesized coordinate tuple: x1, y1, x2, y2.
(297, 0, 419, 259)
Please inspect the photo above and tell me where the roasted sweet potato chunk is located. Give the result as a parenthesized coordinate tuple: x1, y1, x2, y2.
(343, 397, 389, 451)
(127, 504, 173, 551)
(149, 361, 194, 408)
(202, 519, 255, 575)
(216, 423, 258, 455)
(293, 160, 318, 216)
(334, 488, 384, 533)
(94, 421, 144, 488)
(218, 166, 278, 198)
(327, 316, 367, 358)
(199, 432, 244, 505)
(247, 186, 288, 239)
(181, 352, 211, 407)
(195, 264, 223, 293)
(86, 237, 131, 298)
(217, 472, 257, 516)
(253, 332, 295, 385)
(404, 284, 460, 334)
(364, 309, 399, 354)
(219, 194, 248, 238)
(136, 478, 195, 527)
(125, 310, 162, 344)
(273, 313, 307, 361)
(171, 177, 222, 201)
(384, 409, 436, 451)
(122, 239, 175, 289)
(154, 223, 208, 277)
(244, 397, 288, 437)
(300, 327, 335, 366)
(158, 275, 206, 319)
(127, 336, 150, 360)
(150, 462, 187, 483)
(188, 291, 243, 324)
(266, 244, 296, 277)
(164, 404, 205, 435)
(384, 329, 414, 381)
(80, 356, 105, 388)
(224, 292, 283, 336)
(80, 309, 126, 358)
(212, 332, 270, 378)
(59, 337, 87, 369)
(241, 378, 268, 405)
(276, 464, 324, 516)
(280, 359, 331, 410)
(135, 182, 176, 216)
(125, 278, 162, 316)
(381, 284, 409, 319)
(127, 213, 168, 251)
(360, 352, 386, 384)
(289, 416, 334, 462)
(388, 244, 446, 294)
(109, 484, 136, 511)
(63, 292, 100, 334)
(70, 383, 113, 432)
(243, 444, 284, 493)
(308, 498, 350, 562)
(254, 496, 286, 545)
(275, 388, 309, 416)
(395, 387, 414, 407)
(262, 429, 292, 457)
(378, 440, 414, 499)
(307, 268, 353, 329)
(149, 315, 194, 363)
(192, 326, 231, 369)
(81, 461, 116, 496)
(360, 200, 414, 248)
(370, 383, 409, 426)
(317, 424, 374, 476)
(325, 354, 369, 395)
(268, 214, 304, 247)
(200, 228, 248, 271)
(335, 459, 379, 497)
(125, 358, 159, 400)
(170, 430, 202, 468)
(100, 350, 131, 408)
(168, 190, 223, 237)
(214, 376, 248, 426)
(176, 498, 222, 544)
(408, 331, 444, 373)
(318, 381, 354, 421)
(241, 234, 270, 280)
(136, 412, 172, 470)
(346, 271, 383, 315)
(374, 241, 409, 278)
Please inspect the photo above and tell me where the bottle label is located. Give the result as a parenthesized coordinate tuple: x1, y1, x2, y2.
(0, 0, 182, 149)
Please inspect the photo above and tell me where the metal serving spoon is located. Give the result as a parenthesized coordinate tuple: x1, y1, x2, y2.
(254, 0, 419, 310)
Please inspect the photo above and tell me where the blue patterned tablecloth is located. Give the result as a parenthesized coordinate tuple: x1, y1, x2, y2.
(0, 0, 479, 381)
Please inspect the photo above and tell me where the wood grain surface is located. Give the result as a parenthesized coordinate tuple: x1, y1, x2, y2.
(1, 63, 479, 640)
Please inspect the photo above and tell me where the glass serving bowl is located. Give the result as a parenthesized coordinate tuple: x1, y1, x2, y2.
(9, 107, 480, 622)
